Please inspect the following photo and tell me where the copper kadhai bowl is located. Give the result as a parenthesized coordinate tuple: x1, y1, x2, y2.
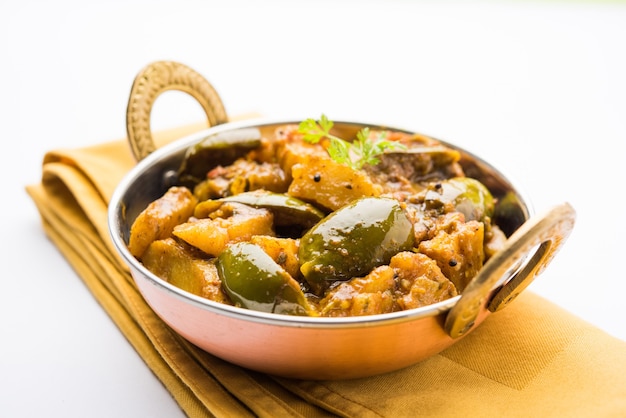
(108, 61, 576, 380)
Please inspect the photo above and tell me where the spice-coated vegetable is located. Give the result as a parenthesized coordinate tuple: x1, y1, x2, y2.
(217, 242, 311, 315)
(178, 128, 263, 188)
(128, 119, 507, 317)
(194, 190, 325, 230)
(299, 197, 415, 294)
(424, 177, 494, 222)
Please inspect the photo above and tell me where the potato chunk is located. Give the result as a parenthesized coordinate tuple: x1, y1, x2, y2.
(142, 238, 230, 303)
(128, 187, 197, 258)
(319, 265, 396, 317)
(287, 155, 382, 211)
(418, 212, 485, 291)
(275, 133, 329, 180)
(318, 251, 457, 317)
(172, 202, 274, 256)
(390, 251, 458, 310)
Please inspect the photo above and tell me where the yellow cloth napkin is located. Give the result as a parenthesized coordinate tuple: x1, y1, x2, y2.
(27, 123, 626, 417)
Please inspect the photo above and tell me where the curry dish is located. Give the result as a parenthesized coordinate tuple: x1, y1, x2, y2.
(128, 122, 507, 317)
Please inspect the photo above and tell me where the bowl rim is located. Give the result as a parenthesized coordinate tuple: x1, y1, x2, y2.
(107, 116, 533, 329)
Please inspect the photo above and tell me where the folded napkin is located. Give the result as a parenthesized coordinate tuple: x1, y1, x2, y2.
(27, 123, 626, 417)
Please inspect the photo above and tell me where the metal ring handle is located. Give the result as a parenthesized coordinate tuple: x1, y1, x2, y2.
(445, 202, 576, 338)
(125, 61, 228, 161)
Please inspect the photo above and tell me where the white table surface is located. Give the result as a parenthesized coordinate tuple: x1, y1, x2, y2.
(2, 1, 625, 416)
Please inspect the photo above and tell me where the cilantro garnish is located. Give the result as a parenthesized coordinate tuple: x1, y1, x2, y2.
(298, 114, 406, 170)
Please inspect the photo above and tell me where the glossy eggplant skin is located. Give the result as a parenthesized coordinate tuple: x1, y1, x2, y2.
(194, 190, 325, 230)
(423, 177, 495, 222)
(177, 128, 263, 188)
(217, 242, 311, 316)
(299, 197, 415, 294)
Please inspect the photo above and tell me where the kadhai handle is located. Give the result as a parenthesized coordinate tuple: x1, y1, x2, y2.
(126, 61, 228, 161)
(445, 202, 576, 338)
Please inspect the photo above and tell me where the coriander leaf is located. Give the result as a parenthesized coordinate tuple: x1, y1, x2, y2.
(327, 137, 351, 166)
(298, 118, 323, 143)
(318, 114, 333, 133)
(298, 114, 407, 170)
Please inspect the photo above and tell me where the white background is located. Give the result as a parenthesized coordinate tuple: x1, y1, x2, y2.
(2, 0, 625, 416)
